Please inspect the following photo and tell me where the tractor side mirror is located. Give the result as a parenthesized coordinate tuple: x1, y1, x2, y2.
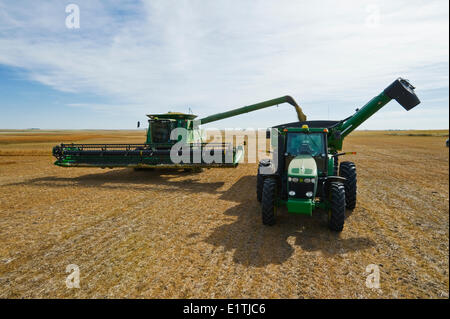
(137, 121, 140, 128)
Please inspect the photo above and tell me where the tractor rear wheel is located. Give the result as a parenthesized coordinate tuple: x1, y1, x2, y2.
(339, 161, 357, 210)
(256, 170, 264, 202)
(328, 182, 346, 232)
(261, 178, 277, 226)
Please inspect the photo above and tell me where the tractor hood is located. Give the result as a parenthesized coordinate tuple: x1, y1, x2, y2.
(288, 155, 317, 177)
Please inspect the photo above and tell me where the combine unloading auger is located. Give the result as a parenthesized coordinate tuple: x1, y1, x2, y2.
(199, 95, 306, 124)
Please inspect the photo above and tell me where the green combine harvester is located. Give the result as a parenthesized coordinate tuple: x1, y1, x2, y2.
(53, 96, 307, 169)
(257, 78, 421, 231)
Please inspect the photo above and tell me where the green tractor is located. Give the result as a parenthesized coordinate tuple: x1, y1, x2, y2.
(257, 78, 421, 231)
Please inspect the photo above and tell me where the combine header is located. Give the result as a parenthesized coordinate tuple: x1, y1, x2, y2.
(53, 96, 307, 169)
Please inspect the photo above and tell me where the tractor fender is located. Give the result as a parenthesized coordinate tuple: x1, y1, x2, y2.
(326, 176, 346, 183)
(258, 159, 277, 176)
(322, 176, 346, 196)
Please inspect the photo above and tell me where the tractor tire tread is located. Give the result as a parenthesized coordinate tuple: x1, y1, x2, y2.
(262, 178, 277, 226)
(339, 161, 357, 210)
(328, 182, 346, 232)
(256, 170, 264, 202)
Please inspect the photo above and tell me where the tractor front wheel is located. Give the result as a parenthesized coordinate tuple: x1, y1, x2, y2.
(256, 170, 264, 202)
(339, 161, 357, 210)
(328, 182, 346, 232)
(261, 178, 277, 226)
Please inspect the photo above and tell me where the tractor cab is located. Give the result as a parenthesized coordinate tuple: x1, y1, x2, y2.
(285, 126, 328, 177)
(269, 121, 339, 179)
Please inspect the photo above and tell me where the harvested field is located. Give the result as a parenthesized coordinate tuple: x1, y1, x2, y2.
(0, 130, 448, 298)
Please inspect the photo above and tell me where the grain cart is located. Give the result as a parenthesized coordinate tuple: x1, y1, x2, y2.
(257, 78, 420, 231)
(53, 96, 306, 169)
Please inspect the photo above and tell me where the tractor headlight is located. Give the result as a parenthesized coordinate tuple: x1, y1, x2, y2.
(292, 177, 299, 183)
(306, 191, 313, 198)
(304, 178, 311, 183)
(288, 177, 292, 182)
(289, 191, 296, 196)
(310, 178, 315, 184)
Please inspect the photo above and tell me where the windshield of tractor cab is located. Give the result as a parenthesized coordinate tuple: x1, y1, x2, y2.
(286, 132, 325, 157)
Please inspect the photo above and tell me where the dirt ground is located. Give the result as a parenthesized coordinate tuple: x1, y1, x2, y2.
(0, 130, 448, 298)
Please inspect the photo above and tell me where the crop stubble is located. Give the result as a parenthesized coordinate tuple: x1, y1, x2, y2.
(0, 130, 448, 298)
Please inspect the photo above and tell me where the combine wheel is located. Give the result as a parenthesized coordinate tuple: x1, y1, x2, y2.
(261, 178, 277, 226)
(328, 182, 346, 232)
(339, 161, 357, 210)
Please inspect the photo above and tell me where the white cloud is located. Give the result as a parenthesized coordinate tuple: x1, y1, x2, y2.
(0, 0, 448, 129)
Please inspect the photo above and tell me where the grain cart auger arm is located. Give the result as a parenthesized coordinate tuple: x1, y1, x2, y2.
(257, 78, 421, 232)
(326, 78, 421, 151)
(53, 96, 306, 169)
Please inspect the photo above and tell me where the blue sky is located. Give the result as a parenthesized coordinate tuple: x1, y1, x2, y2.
(0, 0, 448, 130)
